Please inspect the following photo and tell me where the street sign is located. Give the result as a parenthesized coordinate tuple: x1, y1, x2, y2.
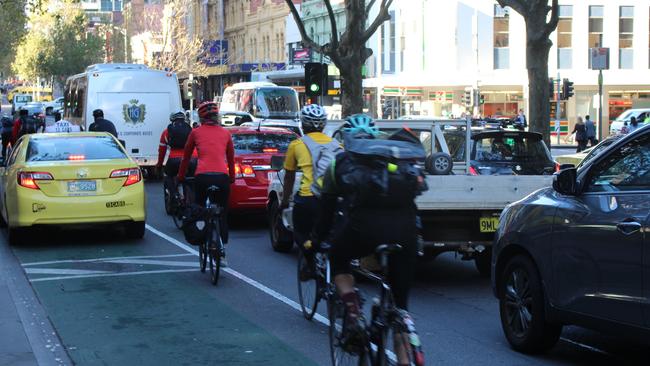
(590, 48, 610, 70)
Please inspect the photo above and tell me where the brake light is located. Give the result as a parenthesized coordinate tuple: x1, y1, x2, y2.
(18, 172, 53, 189)
(234, 163, 255, 178)
(68, 154, 85, 161)
(469, 166, 479, 176)
(262, 148, 278, 153)
(555, 162, 561, 172)
(110, 168, 141, 186)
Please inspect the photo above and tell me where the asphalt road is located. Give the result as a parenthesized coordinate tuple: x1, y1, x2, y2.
(1, 180, 648, 366)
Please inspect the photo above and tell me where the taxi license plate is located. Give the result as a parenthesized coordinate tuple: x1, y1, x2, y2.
(479, 217, 499, 233)
(68, 180, 96, 192)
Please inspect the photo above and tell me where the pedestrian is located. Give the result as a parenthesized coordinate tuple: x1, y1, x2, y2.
(620, 121, 630, 134)
(628, 116, 639, 134)
(644, 114, 650, 125)
(515, 109, 527, 130)
(1, 114, 14, 158)
(89, 109, 118, 139)
(572, 116, 587, 153)
(584, 115, 597, 146)
(11, 109, 42, 145)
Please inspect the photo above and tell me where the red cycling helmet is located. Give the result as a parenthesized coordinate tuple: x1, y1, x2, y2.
(198, 101, 219, 120)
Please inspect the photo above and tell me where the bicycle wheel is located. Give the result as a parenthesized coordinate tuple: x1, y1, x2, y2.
(297, 250, 319, 320)
(199, 240, 207, 273)
(172, 202, 184, 229)
(378, 310, 425, 366)
(209, 220, 221, 286)
(327, 297, 371, 366)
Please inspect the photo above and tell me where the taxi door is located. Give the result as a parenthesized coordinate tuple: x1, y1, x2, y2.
(0, 139, 24, 218)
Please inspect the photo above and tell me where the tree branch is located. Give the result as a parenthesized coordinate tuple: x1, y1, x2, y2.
(361, 0, 394, 44)
(323, 0, 338, 47)
(495, 0, 528, 18)
(542, 0, 559, 38)
(284, 0, 324, 54)
(365, 0, 377, 14)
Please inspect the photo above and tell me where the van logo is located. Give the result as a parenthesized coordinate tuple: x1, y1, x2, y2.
(77, 169, 88, 178)
(123, 99, 146, 125)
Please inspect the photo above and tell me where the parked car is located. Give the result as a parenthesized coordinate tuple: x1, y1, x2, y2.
(555, 135, 623, 168)
(228, 126, 297, 211)
(44, 97, 64, 115)
(492, 126, 650, 354)
(610, 108, 650, 135)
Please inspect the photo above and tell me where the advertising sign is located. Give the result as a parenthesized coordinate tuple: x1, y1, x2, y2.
(291, 48, 311, 64)
(202, 40, 229, 66)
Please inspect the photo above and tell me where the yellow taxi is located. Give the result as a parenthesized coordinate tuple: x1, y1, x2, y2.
(0, 132, 146, 244)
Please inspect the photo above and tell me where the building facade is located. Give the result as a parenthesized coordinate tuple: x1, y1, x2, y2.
(364, 0, 650, 137)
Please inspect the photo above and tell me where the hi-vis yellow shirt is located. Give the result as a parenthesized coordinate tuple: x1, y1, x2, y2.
(284, 132, 333, 197)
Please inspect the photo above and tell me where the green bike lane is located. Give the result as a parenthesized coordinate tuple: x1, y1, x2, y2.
(7, 183, 324, 365)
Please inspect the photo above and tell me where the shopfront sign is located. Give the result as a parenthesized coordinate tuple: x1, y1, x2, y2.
(229, 63, 286, 73)
(428, 91, 454, 102)
(383, 87, 423, 97)
(201, 40, 228, 66)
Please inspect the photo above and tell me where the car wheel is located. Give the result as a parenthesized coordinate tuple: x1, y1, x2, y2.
(268, 200, 293, 253)
(7, 225, 25, 246)
(125, 221, 145, 240)
(499, 254, 561, 354)
(475, 248, 492, 278)
(426, 152, 453, 175)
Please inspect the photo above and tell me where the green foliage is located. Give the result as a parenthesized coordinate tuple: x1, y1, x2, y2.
(0, 0, 28, 75)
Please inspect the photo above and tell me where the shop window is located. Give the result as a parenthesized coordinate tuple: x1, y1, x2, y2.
(493, 5, 509, 69)
(619, 6, 634, 69)
(588, 6, 604, 68)
(557, 5, 572, 69)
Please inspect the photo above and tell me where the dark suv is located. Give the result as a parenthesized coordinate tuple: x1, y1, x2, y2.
(492, 126, 650, 354)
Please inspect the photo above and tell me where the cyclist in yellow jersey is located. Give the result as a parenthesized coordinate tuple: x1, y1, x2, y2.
(281, 104, 335, 280)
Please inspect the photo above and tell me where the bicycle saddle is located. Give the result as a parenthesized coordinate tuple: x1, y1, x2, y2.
(375, 244, 402, 255)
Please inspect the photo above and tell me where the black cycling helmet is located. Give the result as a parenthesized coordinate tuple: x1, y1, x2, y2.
(92, 109, 104, 118)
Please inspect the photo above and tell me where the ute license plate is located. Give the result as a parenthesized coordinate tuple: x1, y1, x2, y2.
(479, 217, 499, 233)
(68, 180, 96, 192)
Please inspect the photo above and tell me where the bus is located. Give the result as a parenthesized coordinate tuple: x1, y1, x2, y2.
(64, 63, 183, 170)
(8, 86, 53, 102)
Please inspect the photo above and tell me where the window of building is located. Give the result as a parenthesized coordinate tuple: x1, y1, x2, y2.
(493, 5, 509, 69)
(588, 5, 604, 68)
(619, 6, 634, 69)
(400, 12, 406, 72)
(389, 11, 396, 73)
(557, 5, 573, 69)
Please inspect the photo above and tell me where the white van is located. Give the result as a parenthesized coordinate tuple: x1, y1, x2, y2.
(220, 82, 301, 135)
(12, 94, 33, 114)
(64, 64, 183, 168)
(610, 108, 650, 135)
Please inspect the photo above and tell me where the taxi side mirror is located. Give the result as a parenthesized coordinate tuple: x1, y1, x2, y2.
(270, 155, 285, 171)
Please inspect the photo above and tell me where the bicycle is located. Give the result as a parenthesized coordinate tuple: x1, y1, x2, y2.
(198, 185, 225, 286)
(165, 177, 194, 229)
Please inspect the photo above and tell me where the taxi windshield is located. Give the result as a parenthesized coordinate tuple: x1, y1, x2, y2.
(27, 136, 127, 162)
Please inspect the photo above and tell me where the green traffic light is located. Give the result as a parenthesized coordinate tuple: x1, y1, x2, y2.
(310, 83, 320, 93)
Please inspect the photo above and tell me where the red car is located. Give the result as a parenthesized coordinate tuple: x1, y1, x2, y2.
(227, 126, 298, 211)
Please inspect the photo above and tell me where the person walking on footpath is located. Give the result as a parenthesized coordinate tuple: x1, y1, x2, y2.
(572, 116, 587, 153)
(584, 115, 597, 147)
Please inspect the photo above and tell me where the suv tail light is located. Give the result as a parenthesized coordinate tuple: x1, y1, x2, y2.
(469, 166, 479, 176)
(110, 168, 141, 186)
(18, 172, 53, 189)
(555, 162, 561, 172)
(234, 163, 255, 179)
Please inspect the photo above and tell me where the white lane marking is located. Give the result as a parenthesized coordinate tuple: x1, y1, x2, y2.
(25, 268, 110, 275)
(560, 337, 611, 356)
(22, 253, 193, 267)
(30, 268, 196, 283)
(105, 259, 196, 267)
(144, 224, 330, 324)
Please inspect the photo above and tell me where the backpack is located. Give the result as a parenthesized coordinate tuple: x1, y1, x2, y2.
(301, 135, 343, 197)
(19, 116, 39, 137)
(1, 116, 13, 134)
(338, 130, 428, 209)
(167, 121, 192, 149)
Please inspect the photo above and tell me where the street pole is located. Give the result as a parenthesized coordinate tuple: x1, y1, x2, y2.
(556, 73, 561, 145)
(189, 73, 194, 123)
(598, 69, 603, 141)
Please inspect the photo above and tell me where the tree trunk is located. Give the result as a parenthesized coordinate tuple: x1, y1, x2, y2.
(526, 36, 553, 148)
(337, 57, 364, 118)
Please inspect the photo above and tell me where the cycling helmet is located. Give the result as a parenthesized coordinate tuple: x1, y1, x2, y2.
(343, 114, 379, 136)
(198, 101, 219, 120)
(300, 104, 327, 132)
(169, 109, 186, 122)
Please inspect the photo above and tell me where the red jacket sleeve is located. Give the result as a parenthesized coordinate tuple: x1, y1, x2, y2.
(226, 135, 235, 181)
(177, 131, 196, 181)
(11, 119, 21, 145)
(157, 129, 168, 167)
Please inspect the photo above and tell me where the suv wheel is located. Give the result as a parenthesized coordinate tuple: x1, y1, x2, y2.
(268, 200, 293, 253)
(499, 254, 561, 354)
(426, 152, 453, 175)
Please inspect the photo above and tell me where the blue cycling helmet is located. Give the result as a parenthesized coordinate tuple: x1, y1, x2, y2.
(343, 114, 379, 136)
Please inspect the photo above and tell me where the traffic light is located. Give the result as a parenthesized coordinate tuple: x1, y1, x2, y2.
(463, 88, 473, 107)
(562, 79, 574, 100)
(479, 94, 485, 105)
(305, 62, 327, 97)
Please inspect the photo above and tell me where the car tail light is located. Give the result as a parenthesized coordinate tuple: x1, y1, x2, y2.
(110, 168, 141, 186)
(262, 148, 278, 153)
(555, 162, 561, 172)
(68, 154, 85, 161)
(234, 163, 255, 178)
(18, 172, 53, 189)
(469, 166, 479, 176)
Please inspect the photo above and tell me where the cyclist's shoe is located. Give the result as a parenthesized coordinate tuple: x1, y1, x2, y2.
(299, 259, 315, 281)
(341, 314, 367, 354)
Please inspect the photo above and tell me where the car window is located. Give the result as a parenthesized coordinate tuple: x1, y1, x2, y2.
(586, 134, 650, 192)
(231, 133, 297, 154)
(472, 135, 550, 162)
(26, 136, 127, 162)
(578, 137, 619, 167)
(7, 139, 24, 166)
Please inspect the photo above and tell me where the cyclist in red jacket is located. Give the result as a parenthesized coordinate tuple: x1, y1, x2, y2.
(178, 101, 235, 245)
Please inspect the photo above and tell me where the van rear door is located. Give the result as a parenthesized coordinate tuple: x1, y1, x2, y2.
(96, 92, 172, 166)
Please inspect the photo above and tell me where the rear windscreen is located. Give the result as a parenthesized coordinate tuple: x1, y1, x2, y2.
(472, 136, 550, 162)
(231, 133, 297, 154)
(15, 95, 32, 103)
(27, 136, 127, 162)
